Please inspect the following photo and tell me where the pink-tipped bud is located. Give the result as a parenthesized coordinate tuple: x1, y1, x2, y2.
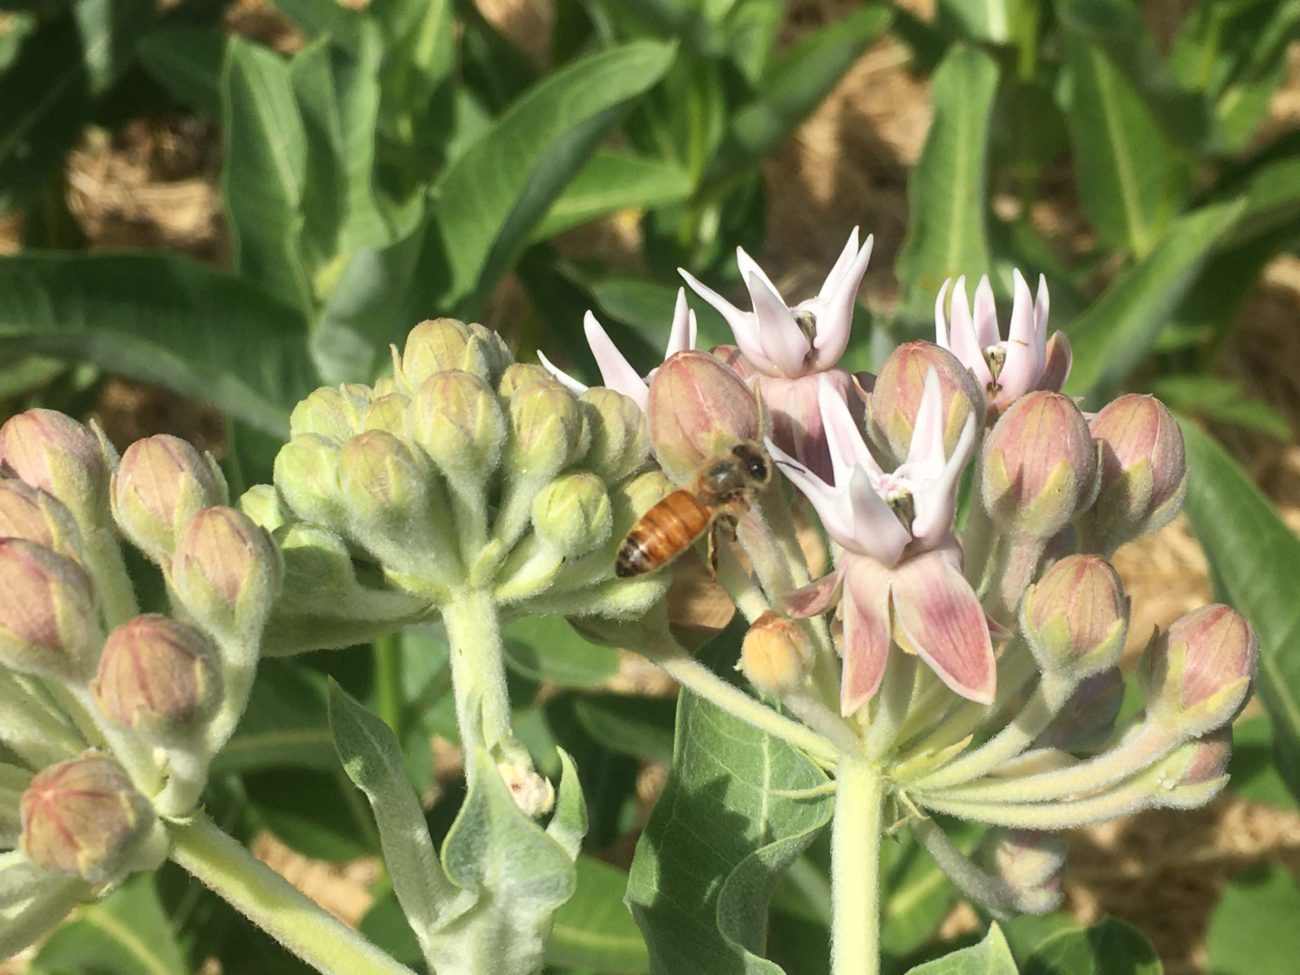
(981, 391, 1096, 539)
(1037, 668, 1125, 753)
(411, 370, 507, 479)
(757, 369, 860, 483)
(0, 409, 113, 525)
(1084, 394, 1186, 552)
(94, 615, 221, 741)
(0, 479, 84, 557)
(869, 341, 984, 465)
(739, 610, 813, 696)
(112, 435, 227, 562)
(288, 385, 371, 442)
(496, 760, 555, 818)
(171, 507, 280, 642)
(0, 539, 101, 683)
(1021, 555, 1128, 680)
(647, 351, 762, 484)
(580, 387, 650, 484)
(399, 319, 512, 390)
(21, 753, 167, 884)
(1153, 726, 1233, 809)
(985, 829, 1066, 915)
(1140, 604, 1257, 738)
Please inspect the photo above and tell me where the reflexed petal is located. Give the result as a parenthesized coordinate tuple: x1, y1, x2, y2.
(736, 247, 784, 301)
(680, 269, 772, 373)
(891, 550, 995, 703)
(666, 287, 698, 357)
(537, 350, 589, 395)
(745, 270, 810, 377)
(972, 275, 999, 349)
(911, 412, 975, 544)
(584, 312, 650, 407)
(767, 439, 859, 550)
(934, 279, 952, 347)
(818, 227, 861, 304)
(841, 556, 893, 714)
(813, 232, 872, 366)
(781, 567, 844, 618)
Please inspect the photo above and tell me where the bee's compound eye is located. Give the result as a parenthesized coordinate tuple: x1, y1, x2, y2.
(748, 458, 768, 480)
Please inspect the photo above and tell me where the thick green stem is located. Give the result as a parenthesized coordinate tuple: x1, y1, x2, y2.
(169, 816, 415, 975)
(831, 758, 883, 975)
(441, 589, 513, 760)
(374, 632, 404, 735)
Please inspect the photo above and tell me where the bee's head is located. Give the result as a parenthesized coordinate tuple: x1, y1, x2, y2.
(731, 442, 771, 486)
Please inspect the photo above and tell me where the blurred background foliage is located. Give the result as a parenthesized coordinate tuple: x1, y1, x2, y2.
(1, 0, 1299, 973)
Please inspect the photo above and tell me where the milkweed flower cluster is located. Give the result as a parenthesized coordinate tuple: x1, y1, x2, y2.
(0, 411, 279, 953)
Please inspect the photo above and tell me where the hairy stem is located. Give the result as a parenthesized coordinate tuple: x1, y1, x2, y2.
(169, 816, 415, 975)
(441, 589, 513, 763)
(831, 758, 883, 975)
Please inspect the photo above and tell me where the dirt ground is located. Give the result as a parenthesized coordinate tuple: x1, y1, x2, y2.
(3, 1, 1298, 973)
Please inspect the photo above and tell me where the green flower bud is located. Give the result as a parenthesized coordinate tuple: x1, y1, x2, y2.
(580, 388, 651, 483)
(273, 435, 344, 528)
(498, 363, 557, 398)
(739, 611, 813, 696)
(1140, 604, 1256, 738)
(505, 382, 590, 479)
(361, 393, 411, 438)
(0, 539, 101, 684)
(111, 435, 228, 562)
(238, 484, 289, 533)
(411, 370, 507, 479)
(981, 391, 1097, 539)
(1021, 555, 1128, 680)
(171, 507, 281, 642)
(0, 409, 113, 526)
(648, 351, 762, 484)
(0, 479, 85, 558)
(93, 615, 221, 742)
(869, 341, 984, 465)
(20, 753, 167, 885)
(288, 385, 371, 442)
(1084, 394, 1186, 552)
(530, 473, 612, 559)
(399, 319, 512, 389)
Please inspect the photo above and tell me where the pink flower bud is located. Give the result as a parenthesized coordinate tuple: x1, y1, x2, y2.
(171, 507, 280, 641)
(399, 318, 512, 389)
(0, 479, 84, 557)
(869, 342, 984, 465)
(1021, 555, 1128, 679)
(20, 753, 167, 884)
(739, 611, 814, 696)
(0, 410, 112, 523)
(1084, 395, 1186, 551)
(985, 829, 1066, 914)
(981, 391, 1096, 539)
(288, 385, 371, 442)
(1140, 604, 1257, 738)
(411, 370, 507, 479)
(112, 435, 227, 562)
(0, 539, 101, 683)
(1037, 668, 1125, 752)
(647, 351, 763, 484)
(94, 615, 221, 741)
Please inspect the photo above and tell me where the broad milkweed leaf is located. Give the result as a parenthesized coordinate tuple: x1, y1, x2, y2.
(895, 44, 999, 315)
(626, 688, 833, 974)
(549, 855, 650, 973)
(214, 660, 335, 774)
(1181, 420, 1300, 804)
(905, 923, 1018, 973)
(136, 25, 227, 117)
(531, 150, 693, 242)
(0, 252, 316, 438)
(1206, 865, 1300, 975)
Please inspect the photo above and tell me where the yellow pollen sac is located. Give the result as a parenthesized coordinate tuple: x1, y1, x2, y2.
(886, 489, 915, 531)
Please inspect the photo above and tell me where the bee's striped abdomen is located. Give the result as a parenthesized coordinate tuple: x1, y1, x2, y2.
(615, 490, 713, 578)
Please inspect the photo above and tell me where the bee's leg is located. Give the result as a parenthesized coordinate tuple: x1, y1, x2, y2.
(707, 513, 738, 578)
(706, 522, 720, 579)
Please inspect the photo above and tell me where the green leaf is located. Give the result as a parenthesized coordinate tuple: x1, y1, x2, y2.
(532, 150, 693, 241)
(0, 252, 316, 438)
(423, 40, 676, 316)
(626, 688, 833, 974)
(1206, 865, 1300, 975)
(1063, 200, 1245, 405)
(1150, 376, 1292, 441)
(1226, 714, 1296, 809)
(573, 693, 677, 764)
(549, 855, 649, 973)
(136, 25, 226, 116)
(31, 875, 186, 975)
(905, 923, 1018, 973)
(503, 615, 621, 688)
(244, 766, 377, 863)
(940, 0, 1012, 43)
(370, 0, 454, 151)
(214, 660, 335, 774)
(1181, 420, 1300, 803)
(329, 680, 454, 967)
(1012, 916, 1161, 975)
(715, 7, 892, 173)
(222, 36, 312, 313)
(429, 746, 579, 975)
(1059, 33, 1188, 258)
(895, 44, 999, 311)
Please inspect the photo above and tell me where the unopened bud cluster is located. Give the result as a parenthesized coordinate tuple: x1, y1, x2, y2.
(0, 410, 279, 951)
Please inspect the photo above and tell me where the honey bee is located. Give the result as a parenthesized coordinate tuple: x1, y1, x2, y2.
(615, 441, 772, 578)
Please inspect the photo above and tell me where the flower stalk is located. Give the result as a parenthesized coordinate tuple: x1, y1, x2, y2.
(831, 757, 883, 975)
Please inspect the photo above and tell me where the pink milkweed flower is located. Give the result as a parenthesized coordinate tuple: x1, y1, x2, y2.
(935, 270, 1071, 416)
(770, 372, 995, 714)
(538, 288, 698, 412)
(680, 229, 873, 481)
